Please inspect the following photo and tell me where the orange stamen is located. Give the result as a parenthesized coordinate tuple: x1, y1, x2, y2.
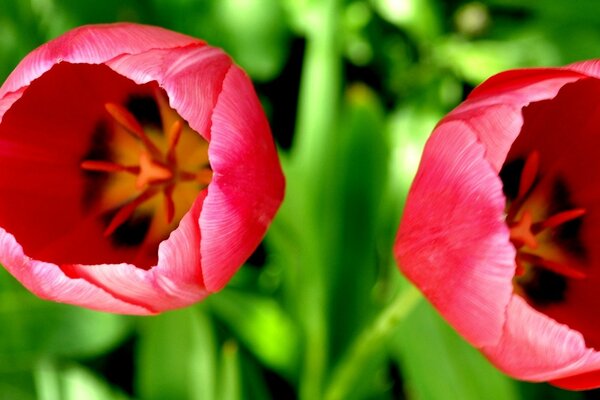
(167, 120, 183, 164)
(505, 150, 588, 298)
(532, 208, 586, 234)
(80, 160, 139, 175)
(103, 188, 159, 237)
(136, 152, 173, 189)
(83, 94, 212, 237)
(518, 150, 539, 199)
(105, 103, 162, 158)
(509, 210, 538, 249)
(163, 185, 176, 224)
(518, 252, 587, 279)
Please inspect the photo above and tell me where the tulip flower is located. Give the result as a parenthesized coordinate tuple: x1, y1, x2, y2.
(0, 23, 284, 314)
(394, 61, 600, 389)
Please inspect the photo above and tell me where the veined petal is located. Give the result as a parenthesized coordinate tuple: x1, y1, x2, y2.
(483, 295, 600, 382)
(395, 120, 515, 347)
(200, 66, 285, 292)
(106, 45, 233, 141)
(0, 23, 202, 102)
(60, 194, 208, 313)
(566, 60, 600, 79)
(0, 23, 284, 314)
(396, 60, 600, 387)
(444, 68, 586, 171)
(0, 228, 150, 314)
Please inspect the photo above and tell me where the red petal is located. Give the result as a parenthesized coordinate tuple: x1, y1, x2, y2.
(55, 193, 208, 313)
(444, 69, 586, 171)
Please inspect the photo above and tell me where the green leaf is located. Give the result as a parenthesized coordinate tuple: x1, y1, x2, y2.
(392, 300, 520, 400)
(209, 288, 300, 380)
(0, 269, 132, 372)
(148, 0, 290, 81)
(34, 360, 130, 400)
(135, 306, 217, 400)
(219, 341, 242, 400)
(322, 84, 389, 361)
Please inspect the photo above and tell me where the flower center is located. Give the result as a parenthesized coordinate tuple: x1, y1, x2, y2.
(502, 151, 587, 306)
(80, 85, 211, 262)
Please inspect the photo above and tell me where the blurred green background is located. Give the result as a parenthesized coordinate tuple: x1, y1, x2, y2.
(1, 0, 599, 399)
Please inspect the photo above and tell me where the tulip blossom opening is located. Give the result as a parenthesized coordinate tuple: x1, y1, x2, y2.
(0, 63, 210, 269)
(0, 23, 285, 315)
(499, 78, 600, 351)
(395, 62, 600, 389)
(503, 151, 586, 303)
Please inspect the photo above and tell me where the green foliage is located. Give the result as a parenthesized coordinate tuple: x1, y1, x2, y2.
(393, 299, 519, 400)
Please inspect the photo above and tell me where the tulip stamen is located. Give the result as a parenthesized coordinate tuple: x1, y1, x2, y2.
(104, 187, 160, 237)
(531, 208, 586, 234)
(136, 151, 173, 189)
(163, 185, 176, 224)
(166, 120, 183, 164)
(508, 210, 538, 249)
(517, 252, 587, 279)
(105, 103, 163, 159)
(81, 88, 211, 240)
(80, 160, 140, 175)
(502, 150, 588, 305)
(507, 151, 539, 222)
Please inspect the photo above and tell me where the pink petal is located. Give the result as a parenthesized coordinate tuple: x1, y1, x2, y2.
(57, 193, 209, 313)
(444, 68, 586, 172)
(199, 66, 285, 292)
(0, 228, 150, 314)
(0, 23, 202, 117)
(482, 295, 600, 383)
(566, 60, 600, 79)
(106, 45, 232, 140)
(394, 120, 515, 347)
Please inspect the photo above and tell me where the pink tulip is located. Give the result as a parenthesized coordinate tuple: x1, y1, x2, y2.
(395, 60, 600, 389)
(0, 23, 284, 315)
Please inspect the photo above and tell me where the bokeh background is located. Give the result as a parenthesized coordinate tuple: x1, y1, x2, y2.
(1, 0, 599, 399)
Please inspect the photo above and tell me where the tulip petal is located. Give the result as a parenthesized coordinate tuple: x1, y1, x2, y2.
(444, 69, 586, 172)
(106, 45, 233, 141)
(395, 120, 515, 347)
(0, 228, 150, 314)
(482, 295, 600, 382)
(199, 66, 285, 292)
(0, 23, 285, 314)
(60, 193, 209, 313)
(551, 369, 600, 391)
(0, 23, 201, 104)
(566, 60, 600, 79)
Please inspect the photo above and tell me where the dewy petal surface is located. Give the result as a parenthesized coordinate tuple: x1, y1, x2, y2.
(0, 23, 284, 314)
(395, 62, 600, 387)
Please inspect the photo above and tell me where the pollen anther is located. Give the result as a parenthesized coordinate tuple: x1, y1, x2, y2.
(82, 92, 212, 238)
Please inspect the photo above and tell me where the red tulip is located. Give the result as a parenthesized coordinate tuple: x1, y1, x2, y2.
(394, 61, 600, 389)
(0, 23, 284, 314)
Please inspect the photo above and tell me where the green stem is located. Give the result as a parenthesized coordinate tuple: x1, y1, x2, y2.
(324, 285, 422, 400)
(290, 0, 342, 399)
